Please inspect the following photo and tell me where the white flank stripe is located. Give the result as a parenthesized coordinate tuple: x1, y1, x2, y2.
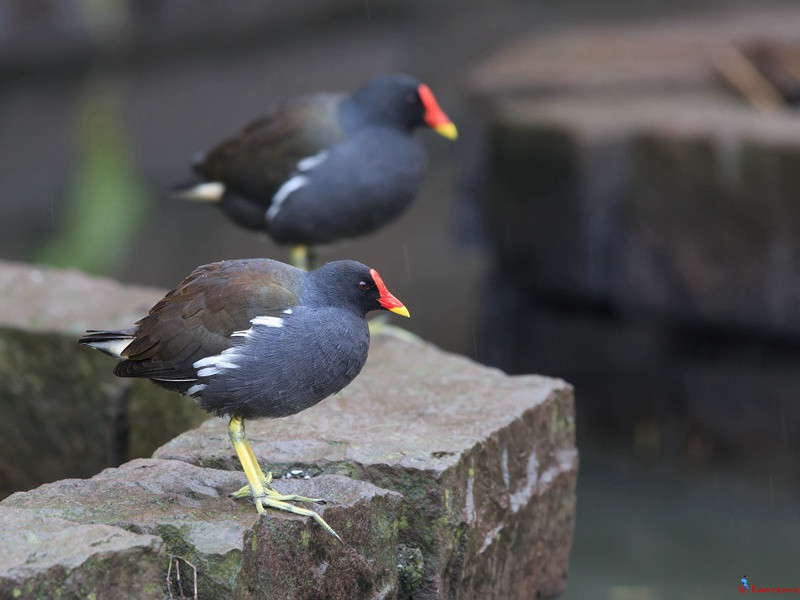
(193, 355, 218, 368)
(174, 181, 225, 203)
(296, 150, 328, 172)
(187, 384, 207, 396)
(266, 175, 308, 221)
(251, 315, 284, 328)
(282, 309, 293, 315)
(197, 367, 221, 377)
(193, 347, 241, 378)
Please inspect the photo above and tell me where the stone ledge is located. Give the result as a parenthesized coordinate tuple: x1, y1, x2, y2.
(0, 260, 162, 335)
(0, 262, 578, 598)
(2, 458, 401, 600)
(0, 260, 208, 497)
(0, 506, 165, 599)
(155, 335, 578, 599)
(464, 11, 800, 335)
(467, 9, 800, 99)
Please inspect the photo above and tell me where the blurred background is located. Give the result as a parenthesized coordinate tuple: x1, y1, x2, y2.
(3, 0, 800, 598)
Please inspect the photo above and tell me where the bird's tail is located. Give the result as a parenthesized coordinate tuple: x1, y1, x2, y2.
(171, 181, 226, 203)
(79, 329, 136, 359)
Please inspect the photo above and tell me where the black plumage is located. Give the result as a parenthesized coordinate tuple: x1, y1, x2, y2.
(80, 259, 407, 417)
(174, 74, 457, 258)
(80, 259, 409, 539)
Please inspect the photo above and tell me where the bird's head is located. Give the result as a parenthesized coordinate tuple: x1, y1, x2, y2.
(308, 260, 410, 318)
(352, 74, 458, 140)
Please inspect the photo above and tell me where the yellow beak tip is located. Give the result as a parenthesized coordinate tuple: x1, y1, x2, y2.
(389, 305, 411, 318)
(435, 122, 458, 140)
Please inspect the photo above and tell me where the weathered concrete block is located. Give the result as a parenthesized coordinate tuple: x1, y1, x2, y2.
(0, 261, 208, 497)
(625, 119, 800, 332)
(0, 506, 165, 599)
(474, 95, 800, 333)
(155, 335, 578, 599)
(467, 10, 800, 333)
(2, 458, 401, 600)
(464, 13, 800, 457)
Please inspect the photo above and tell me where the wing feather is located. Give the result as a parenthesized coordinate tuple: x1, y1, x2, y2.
(194, 94, 346, 204)
(114, 259, 302, 383)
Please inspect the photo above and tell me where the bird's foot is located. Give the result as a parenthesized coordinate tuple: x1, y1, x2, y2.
(251, 491, 340, 542)
(229, 472, 323, 504)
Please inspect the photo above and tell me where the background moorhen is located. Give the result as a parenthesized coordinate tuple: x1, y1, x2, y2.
(173, 74, 457, 270)
(79, 258, 409, 539)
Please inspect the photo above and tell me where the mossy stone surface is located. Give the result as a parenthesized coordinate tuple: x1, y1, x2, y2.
(0, 506, 164, 599)
(155, 336, 578, 599)
(2, 459, 401, 599)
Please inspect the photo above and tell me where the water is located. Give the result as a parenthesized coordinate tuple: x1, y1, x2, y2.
(564, 447, 800, 599)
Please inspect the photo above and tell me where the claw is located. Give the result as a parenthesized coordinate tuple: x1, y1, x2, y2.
(255, 495, 342, 542)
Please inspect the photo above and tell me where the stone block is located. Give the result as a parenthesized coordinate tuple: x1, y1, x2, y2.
(0, 506, 164, 599)
(0, 261, 208, 498)
(624, 117, 800, 333)
(155, 335, 578, 599)
(474, 95, 800, 333)
(2, 458, 401, 600)
(467, 10, 800, 336)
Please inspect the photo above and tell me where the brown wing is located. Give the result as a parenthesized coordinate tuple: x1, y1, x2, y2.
(114, 259, 302, 381)
(194, 93, 347, 202)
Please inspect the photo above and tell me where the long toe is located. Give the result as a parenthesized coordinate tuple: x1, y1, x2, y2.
(263, 487, 324, 503)
(258, 495, 341, 542)
(230, 483, 323, 504)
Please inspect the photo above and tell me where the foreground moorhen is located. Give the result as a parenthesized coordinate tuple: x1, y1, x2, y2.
(173, 74, 457, 270)
(79, 258, 409, 539)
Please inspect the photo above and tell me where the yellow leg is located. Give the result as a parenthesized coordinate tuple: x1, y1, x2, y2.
(228, 417, 339, 541)
(229, 417, 265, 502)
(289, 245, 318, 271)
(290, 245, 309, 271)
(230, 434, 322, 504)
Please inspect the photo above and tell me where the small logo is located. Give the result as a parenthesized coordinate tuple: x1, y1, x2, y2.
(738, 576, 800, 594)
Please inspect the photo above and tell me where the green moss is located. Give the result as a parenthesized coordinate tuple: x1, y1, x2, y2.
(154, 524, 193, 557)
(141, 581, 160, 596)
(396, 544, 424, 599)
(156, 523, 243, 596)
(395, 510, 409, 532)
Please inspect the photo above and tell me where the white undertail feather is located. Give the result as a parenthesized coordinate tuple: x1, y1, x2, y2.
(86, 338, 131, 359)
(173, 182, 226, 203)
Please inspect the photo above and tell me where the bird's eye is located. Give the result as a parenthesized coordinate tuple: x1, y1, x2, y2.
(358, 281, 369, 291)
(405, 93, 417, 104)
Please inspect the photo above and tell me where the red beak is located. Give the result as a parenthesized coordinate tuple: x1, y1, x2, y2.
(370, 269, 410, 317)
(418, 84, 458, 140)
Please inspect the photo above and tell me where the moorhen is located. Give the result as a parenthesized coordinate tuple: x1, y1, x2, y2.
(80, 258, 409, 539)
(174, 74, 457, 269)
